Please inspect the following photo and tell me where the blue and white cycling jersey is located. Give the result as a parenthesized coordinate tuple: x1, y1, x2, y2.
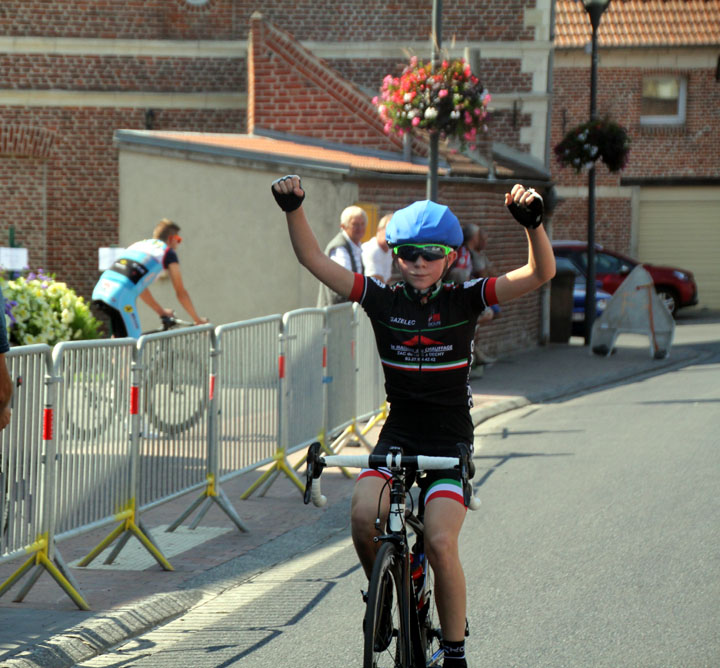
(92, 239, 177, 338)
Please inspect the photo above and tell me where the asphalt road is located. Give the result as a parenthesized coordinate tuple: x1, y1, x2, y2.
(77, 345, 720, 668)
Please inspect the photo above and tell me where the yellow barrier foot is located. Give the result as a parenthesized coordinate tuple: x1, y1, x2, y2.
(77, 500, 173, 571)
(0, 534, 90, 610)
(241, 449, 305, 499)
(168, 475, 249, 533)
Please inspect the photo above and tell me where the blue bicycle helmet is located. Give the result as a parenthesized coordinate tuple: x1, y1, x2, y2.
(386, 200, 463, 248)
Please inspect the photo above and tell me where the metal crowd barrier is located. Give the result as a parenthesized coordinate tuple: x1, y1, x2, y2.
(136, 325, 213, 509)
(354, 305, 388, 435)
(214, 316, 282, 477)
(0, 345, 50, 564)
(52, 338, 172, 575)
(240, 308, 325, 498)
(0, 303, 386, 609)
(325, 303, 357, 446)
(0, 344, 89, 609)
(52, 339, 135, 537)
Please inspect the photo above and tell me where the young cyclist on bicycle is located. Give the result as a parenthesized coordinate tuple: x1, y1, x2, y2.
(92, 219, 208, 337)
(272, 175, 555, 667)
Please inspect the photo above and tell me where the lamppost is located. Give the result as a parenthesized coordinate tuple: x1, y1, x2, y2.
(582, 0, 611, 345)
(427, 0, 442, 202)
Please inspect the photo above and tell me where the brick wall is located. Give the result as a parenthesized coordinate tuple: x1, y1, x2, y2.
(1, 0, 534, 41)
(248, 15, 404, 151)
(0, 54, 246, 92)
(0, 107, 245, 297)
(551, 61, 720, 255)
(1, 0, 543, 351)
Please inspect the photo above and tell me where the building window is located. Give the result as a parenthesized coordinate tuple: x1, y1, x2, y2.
(640, 76, 686, 126)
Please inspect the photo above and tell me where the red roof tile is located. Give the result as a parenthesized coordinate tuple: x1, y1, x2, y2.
(154, 131, 444, 176)
(555, 0, 720, 48)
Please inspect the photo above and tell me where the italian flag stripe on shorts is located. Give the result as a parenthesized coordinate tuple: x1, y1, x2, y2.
(424, 478, 465, 506)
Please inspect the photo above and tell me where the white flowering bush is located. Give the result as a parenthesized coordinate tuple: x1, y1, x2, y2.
(2, 270, 102, 346)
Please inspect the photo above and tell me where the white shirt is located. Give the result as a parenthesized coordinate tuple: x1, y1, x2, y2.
(361, 237, 393, 283)
(329, 230, 364, 273)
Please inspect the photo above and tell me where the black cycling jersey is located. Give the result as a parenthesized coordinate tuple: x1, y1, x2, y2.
(349, 273, 498, 409)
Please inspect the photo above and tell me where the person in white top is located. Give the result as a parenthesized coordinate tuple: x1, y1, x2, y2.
(318, 205, 367, 305)
(362, 213, 393, 284)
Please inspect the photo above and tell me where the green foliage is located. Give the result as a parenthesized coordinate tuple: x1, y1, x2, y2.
(2, 270, 102, 346)
(554, 117, 631, 174)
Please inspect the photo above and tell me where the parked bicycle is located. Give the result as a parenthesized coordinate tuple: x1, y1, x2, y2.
(304, 442, 480, 668)
(142, 315, 209, 435)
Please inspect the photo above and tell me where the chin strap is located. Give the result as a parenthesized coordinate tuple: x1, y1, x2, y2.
(405, 280, 443, 304)
(401, 255, 453, 304)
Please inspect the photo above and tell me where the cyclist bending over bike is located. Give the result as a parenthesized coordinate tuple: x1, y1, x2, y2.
(272, 175, 555, 667)
(92, 218, 208, 337)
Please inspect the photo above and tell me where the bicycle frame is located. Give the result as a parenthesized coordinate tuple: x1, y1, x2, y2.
(304, 443, 479, 667)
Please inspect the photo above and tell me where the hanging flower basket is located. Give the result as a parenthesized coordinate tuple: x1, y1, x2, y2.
(554, 117, 631, 173)
(373, 57, 491, 151)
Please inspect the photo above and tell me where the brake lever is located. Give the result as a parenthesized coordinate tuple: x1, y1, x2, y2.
(457, 443, 481, 511)
(304, 442, 325, 505)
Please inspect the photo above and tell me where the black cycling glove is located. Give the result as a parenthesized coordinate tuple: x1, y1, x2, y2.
(507, 189, 544, 229)
(271, 175, 305, 212)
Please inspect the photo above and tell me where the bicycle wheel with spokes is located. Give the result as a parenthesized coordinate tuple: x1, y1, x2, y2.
(364, 542, 408, 668)
(418, 564, 443, 666)
(145, 347, 207, 434)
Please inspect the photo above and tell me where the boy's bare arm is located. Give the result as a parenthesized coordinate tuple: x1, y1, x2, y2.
(495, 184, 556, 303)
(272, 175, 356, 299)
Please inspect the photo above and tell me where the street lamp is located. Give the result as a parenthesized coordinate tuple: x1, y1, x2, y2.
(427, 0, 442, 202)
(582, 0, 611, 345)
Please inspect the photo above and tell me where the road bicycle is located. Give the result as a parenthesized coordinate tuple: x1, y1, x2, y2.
(142, 315, 209, 434)
(304, 442, 480, 668)
(62, 316, 206, 440)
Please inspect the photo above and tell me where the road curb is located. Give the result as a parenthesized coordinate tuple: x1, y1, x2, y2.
(470, 345, 709, 428)
(2, 497, 352, 668)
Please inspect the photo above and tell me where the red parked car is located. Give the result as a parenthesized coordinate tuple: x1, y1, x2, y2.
(552, 241, 698, 316)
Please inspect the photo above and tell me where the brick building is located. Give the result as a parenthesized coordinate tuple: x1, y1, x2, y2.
(552, 0, 720, 308)
(1, 0, 555, 356)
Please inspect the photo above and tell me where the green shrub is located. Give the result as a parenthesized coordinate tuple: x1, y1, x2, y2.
(2, 270, 102, 346)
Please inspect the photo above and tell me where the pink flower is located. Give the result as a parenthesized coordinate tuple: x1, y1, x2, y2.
(412, 116, 421, 127)
(438, 89, 449, 98)
(383, 122, 393, 134)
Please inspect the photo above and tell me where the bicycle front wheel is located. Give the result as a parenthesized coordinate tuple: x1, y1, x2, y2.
(418, 564, 443, 666)
(364, 541, 408, 668)
(145, 347, 208, 434)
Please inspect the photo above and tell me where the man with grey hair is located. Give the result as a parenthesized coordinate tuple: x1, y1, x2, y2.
(317, 205, 367, 306)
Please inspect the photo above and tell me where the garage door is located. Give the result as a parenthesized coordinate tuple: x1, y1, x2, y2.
(637, 186, 720, 309)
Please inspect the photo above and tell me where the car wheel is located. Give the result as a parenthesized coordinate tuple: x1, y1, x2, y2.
(655, 287, 679, 316)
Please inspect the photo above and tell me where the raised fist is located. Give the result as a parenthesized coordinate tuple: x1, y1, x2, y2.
(505, 185, 543, 229)
(271, 175, 305, 212)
